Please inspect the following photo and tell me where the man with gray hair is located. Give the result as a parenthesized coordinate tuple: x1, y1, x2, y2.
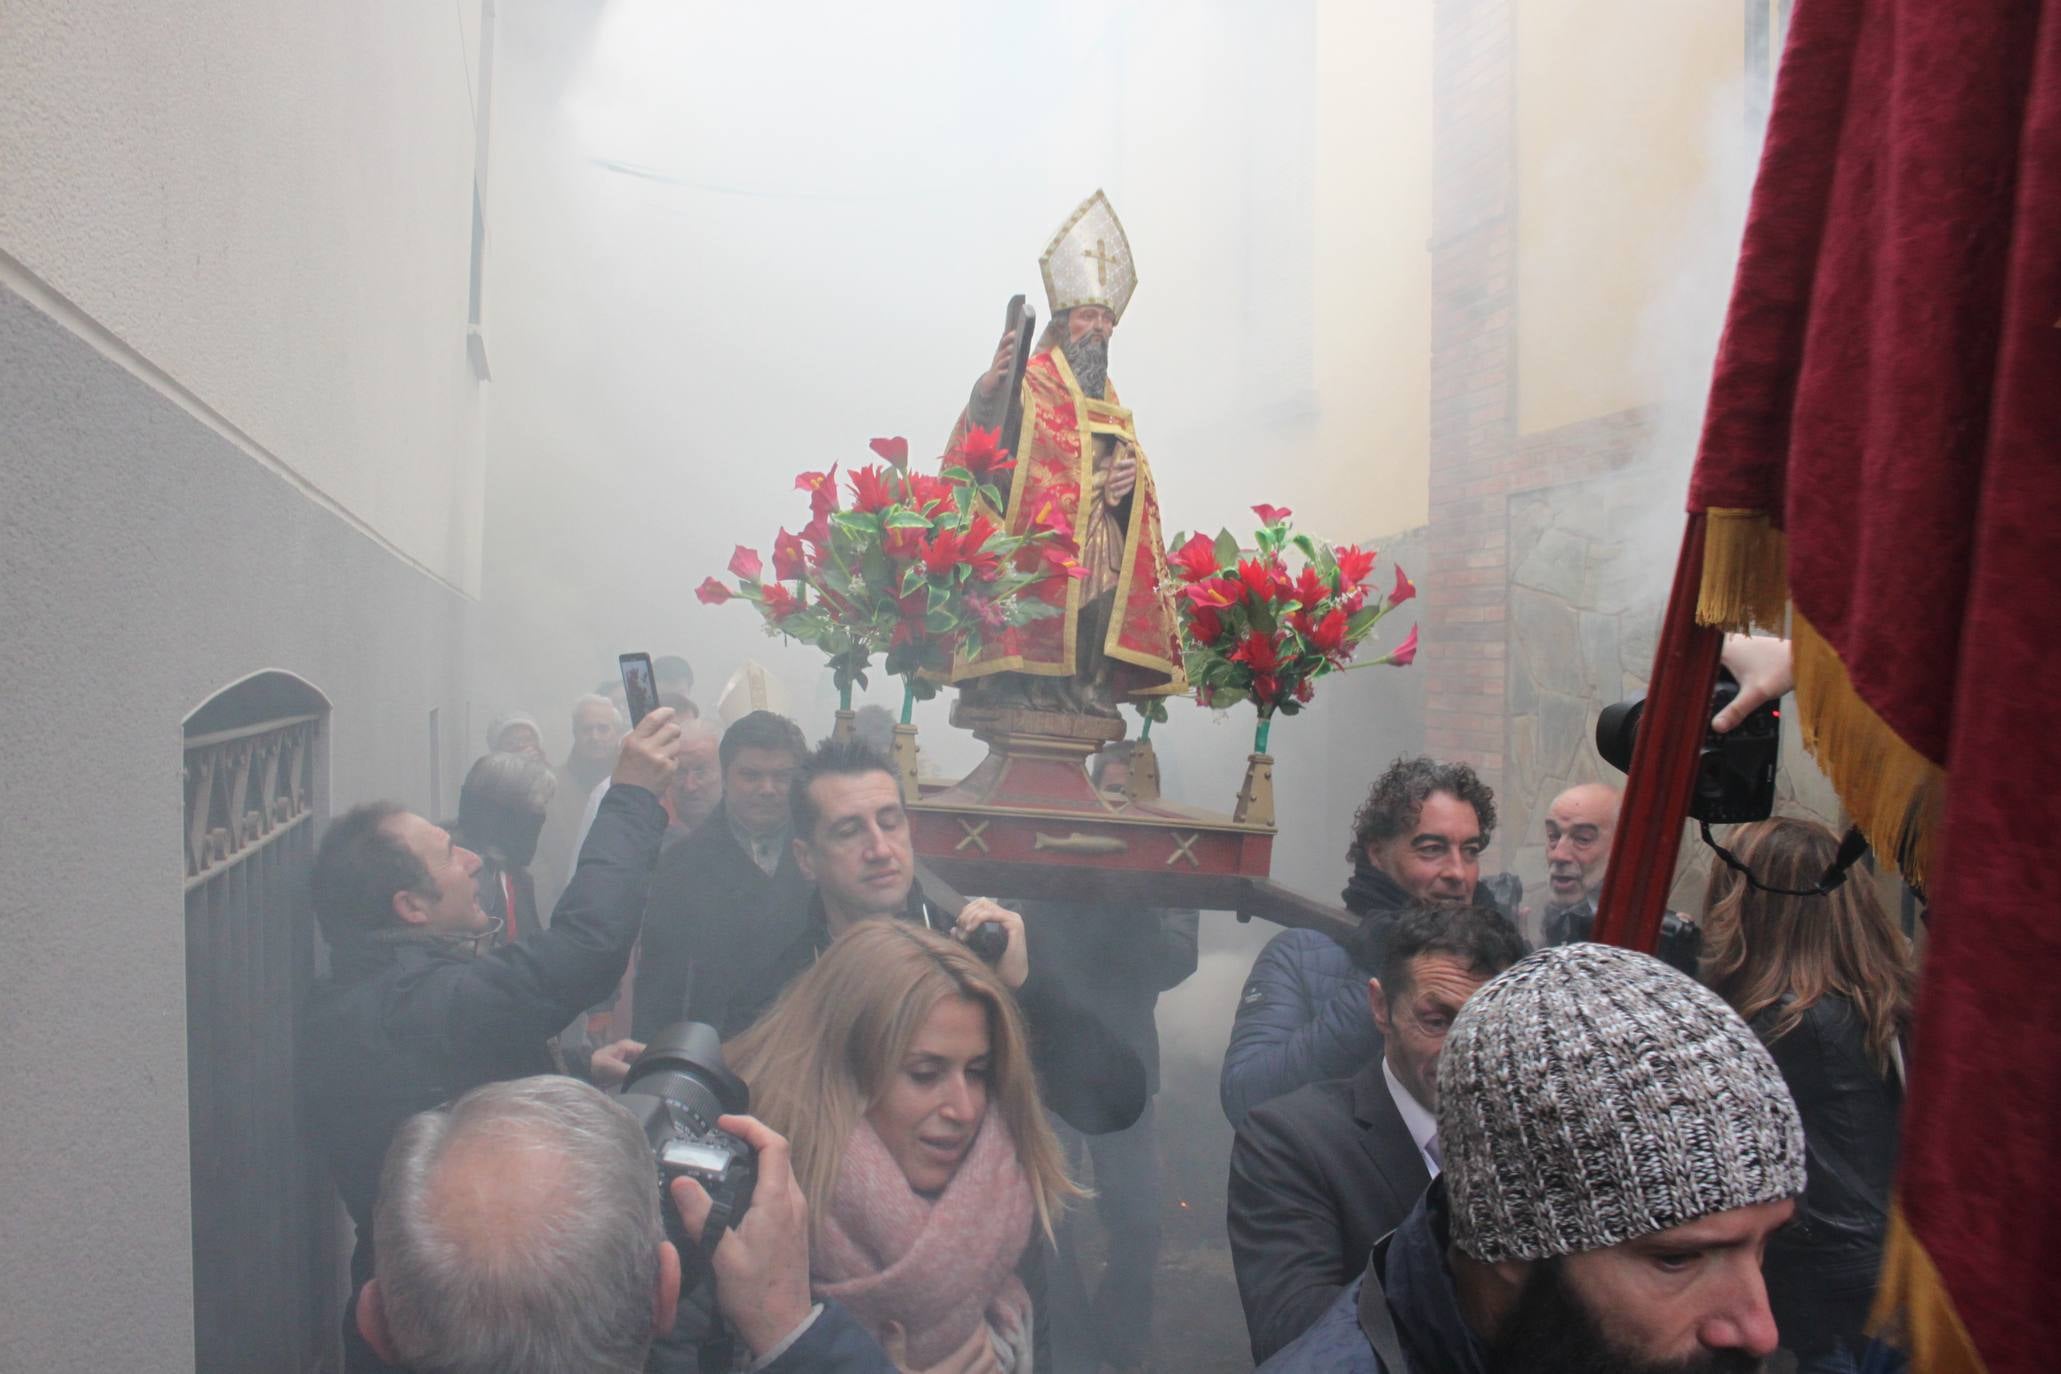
(1259, 943, 1808, 1373)
(355, 1076, 908, 1374)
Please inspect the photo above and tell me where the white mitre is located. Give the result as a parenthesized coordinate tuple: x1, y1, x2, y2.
(1040, 189, 1138, 323)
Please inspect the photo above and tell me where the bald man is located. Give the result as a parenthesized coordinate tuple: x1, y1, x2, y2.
(1539, 783, 1619, 946)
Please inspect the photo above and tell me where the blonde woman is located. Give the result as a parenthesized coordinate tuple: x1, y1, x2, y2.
(1700, 816, 1915, 1374)
(724, 919, 1078, 1373)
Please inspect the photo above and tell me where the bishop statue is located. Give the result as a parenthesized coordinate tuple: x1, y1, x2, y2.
(946, 191, 1187, 719)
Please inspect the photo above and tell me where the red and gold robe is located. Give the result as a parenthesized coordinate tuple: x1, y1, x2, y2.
(946, 347, 1186, 694)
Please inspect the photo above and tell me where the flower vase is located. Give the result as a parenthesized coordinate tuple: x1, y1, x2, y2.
(1234, 751, 1275, 828)
(832, 709, 857, 744)
(891, 722, 921, 803)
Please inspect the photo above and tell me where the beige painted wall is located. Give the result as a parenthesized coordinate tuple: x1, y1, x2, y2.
(1313, 0, 1433, 534)
(0, 0, 489, 592)
(1515, 0, 1745, 435)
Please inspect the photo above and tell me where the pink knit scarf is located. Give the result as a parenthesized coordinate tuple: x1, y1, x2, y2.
(813, 1113, 1034, 1366)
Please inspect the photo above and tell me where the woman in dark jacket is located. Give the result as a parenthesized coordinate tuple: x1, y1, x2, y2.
(1700, 817, 1915, 1374)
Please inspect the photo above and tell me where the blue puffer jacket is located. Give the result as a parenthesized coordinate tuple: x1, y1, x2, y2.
(1218, 864, 1412, 1129)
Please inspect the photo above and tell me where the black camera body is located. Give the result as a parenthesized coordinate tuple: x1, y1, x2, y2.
(1595, 667, 1780, 824)
(616, 1022, 757, 1260)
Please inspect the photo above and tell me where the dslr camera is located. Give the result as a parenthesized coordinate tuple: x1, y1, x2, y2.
(1595, 666, 1780, 823)
(616, 1022, 758, 1260)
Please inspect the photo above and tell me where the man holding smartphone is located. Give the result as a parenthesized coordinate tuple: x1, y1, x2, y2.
(300, 707, 682, 1373)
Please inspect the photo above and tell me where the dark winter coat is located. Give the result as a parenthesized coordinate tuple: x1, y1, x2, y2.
(1018, 901, 1199, 1095)
(1257, 1181, 1488, 1374)
(1755, 994, 1903, 1347)
(300, 783, 668, 1288)
(631, 810, 813, 1041)
(1230, 1058, 1433, 1362)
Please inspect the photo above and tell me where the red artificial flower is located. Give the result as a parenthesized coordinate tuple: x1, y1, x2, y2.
(1189, 605, 1225, 644)
(1029, 491, 1075, 543)
(955, 426, 1016, 485)
(1340, 584, 1369, 615)
(1252, 673, 1283, 705)
(1295, 678, 1316, 704)
(728, 545, 763, 583)
(1389, 563, 1417, 607)
(1181, 578, 1241, 610)
(772, 528, 807, 581)
(883, 524, 925, 561)
(960, 512, 1003, 581)
(1169, 531, 1222, 582)
(1286, 608, 1314, 641)
(1334, 544, 1377, 588)
(848, 464, 897, 514)
(1388, 623, 1420, 667)
(1252, 503, 1294, 526)
(695, 577, 732, 606)
(920, 528, 964, 577)
(1307, 607, 1349, 655)
(760, 584, 802, 622)
(869, 436, 910, 467)
(1238, 558, 1280, 606)
(800, 512, 833, 550)
(905, 472, 958, 517)
(797, 467, 841, 519)
(1292, 566, 1329, 610)
(967, 593, 1008, 631)
(1231, 629, 1283, 673)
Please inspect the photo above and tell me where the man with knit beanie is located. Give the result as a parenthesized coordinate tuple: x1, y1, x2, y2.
(1259, 943, 1807, 1373)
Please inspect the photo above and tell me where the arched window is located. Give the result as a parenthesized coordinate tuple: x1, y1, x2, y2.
(183, 671, 338, 1374)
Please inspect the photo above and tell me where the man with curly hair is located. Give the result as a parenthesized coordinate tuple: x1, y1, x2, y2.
(1220, 757, 1498, 1128)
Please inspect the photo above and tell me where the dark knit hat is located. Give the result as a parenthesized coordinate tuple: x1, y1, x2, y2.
(1436, 942, 1806, 1263)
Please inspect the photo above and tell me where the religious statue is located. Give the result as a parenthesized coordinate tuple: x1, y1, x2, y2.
(946, 190, 1187, 719)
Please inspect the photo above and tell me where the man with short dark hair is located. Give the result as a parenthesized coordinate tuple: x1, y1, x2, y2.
(1229, 903, 1525, 1362)
(300, 710, 680, 1372)
(357, 1075, 902, 1374)
(1222, 756, 1498, 1128)
(632, 710, 812, 1040)
(1260, 944, 1806, 1373)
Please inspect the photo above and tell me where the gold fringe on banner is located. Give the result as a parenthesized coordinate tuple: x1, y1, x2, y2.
(1696, 508, 1790, 632)
(1869, 1207, 1989, 1374)
(1789, 613, 1944, 888)
(1694, 506, 1943, 887)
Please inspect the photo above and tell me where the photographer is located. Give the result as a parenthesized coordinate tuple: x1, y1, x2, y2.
(357, 1075, 913, 1374)
(300, 708, 680, 1372)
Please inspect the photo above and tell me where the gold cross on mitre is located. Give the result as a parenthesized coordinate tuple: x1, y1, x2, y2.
(1040, 189, 1137, 323)
(1083, 238, 1119, 288)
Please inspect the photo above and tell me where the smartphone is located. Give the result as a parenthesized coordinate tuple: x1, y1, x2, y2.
(619, 652, 660, 728)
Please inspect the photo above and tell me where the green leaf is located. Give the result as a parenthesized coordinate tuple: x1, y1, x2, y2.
(1346, 605, 1384, 640)
(1290, 534, 1320, 564)
(884, 508, 933, 530)
(1213, 528, 1242, 566)
(831, 511, 880, 540)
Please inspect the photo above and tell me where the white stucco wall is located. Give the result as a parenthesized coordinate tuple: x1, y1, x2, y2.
(0, 0, 488, 593)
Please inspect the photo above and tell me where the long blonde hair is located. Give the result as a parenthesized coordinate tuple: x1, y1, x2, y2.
(1699, 816, 1916, 1075)
(725, 921, 1079, 1245)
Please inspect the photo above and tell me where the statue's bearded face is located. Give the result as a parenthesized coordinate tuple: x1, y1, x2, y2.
(1061, 306, 1115, 398)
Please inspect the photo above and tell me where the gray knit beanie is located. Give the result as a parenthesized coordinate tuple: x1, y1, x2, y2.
(1437, 942, 1806, 1263)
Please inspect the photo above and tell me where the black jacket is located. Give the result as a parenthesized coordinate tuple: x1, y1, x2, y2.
(1018, 901, 1198, 1095)
(632, 811, 813, 1041)
(1756, 995, 1903, 1346)
(1257, 1182, 1488, 1374)
(299, 784, 668, 1288)
(1229, 1058, 1433, 1362)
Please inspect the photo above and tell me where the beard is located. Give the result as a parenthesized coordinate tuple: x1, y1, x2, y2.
(1485, 1260, 1765, 1374)
(1063, 333, 1109, 398)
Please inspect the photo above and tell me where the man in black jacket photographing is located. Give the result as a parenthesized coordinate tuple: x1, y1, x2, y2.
(299, 706, 682, 1371)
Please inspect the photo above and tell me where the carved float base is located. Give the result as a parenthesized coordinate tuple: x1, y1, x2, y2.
(912, 701, 1275, 880)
